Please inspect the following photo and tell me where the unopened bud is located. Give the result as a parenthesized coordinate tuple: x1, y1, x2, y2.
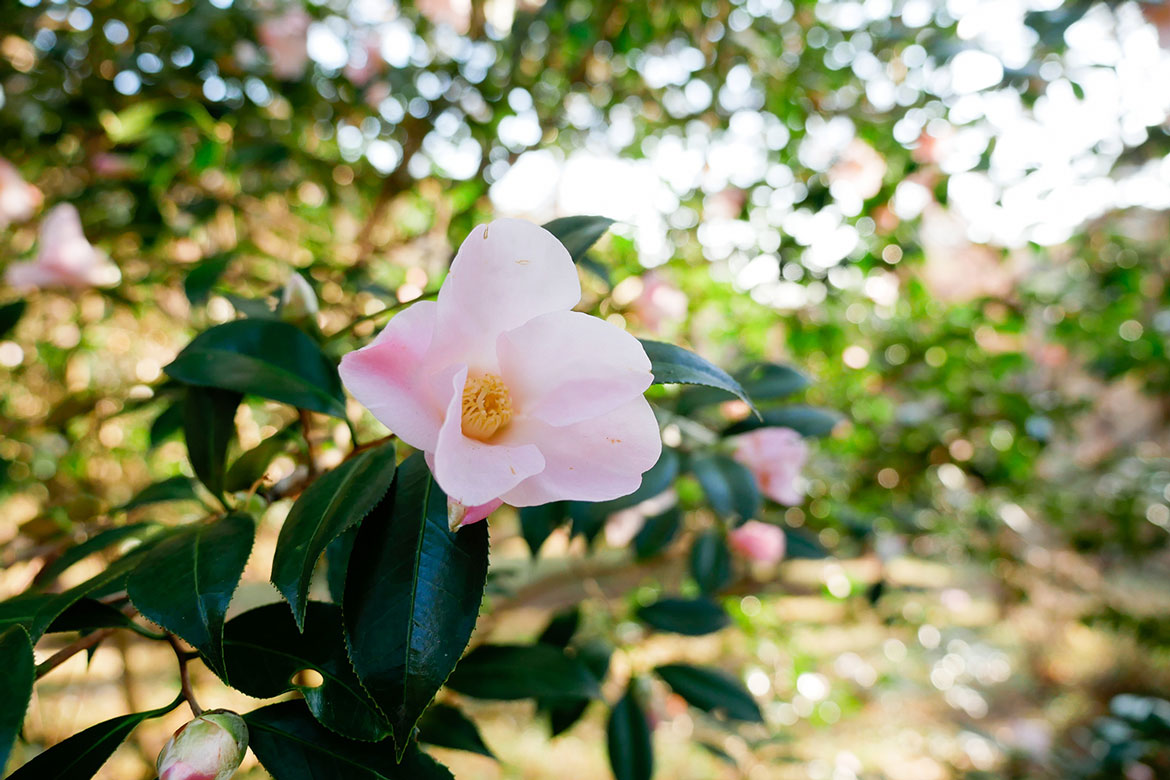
(157, 709, 248, 780)
(280, 272, 319, 324)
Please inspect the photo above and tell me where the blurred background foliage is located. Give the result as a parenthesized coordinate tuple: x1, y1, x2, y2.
(2, 0, 1170, 778)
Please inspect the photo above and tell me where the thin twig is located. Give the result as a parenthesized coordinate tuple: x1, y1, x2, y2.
(35, 628, 116, 678)
(168, 635, 203, 716)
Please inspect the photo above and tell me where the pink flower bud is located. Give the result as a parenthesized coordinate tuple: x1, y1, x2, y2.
(732, 427, 808, 506)
(728, 521, 786, 565)
(157, 710, 248, 780)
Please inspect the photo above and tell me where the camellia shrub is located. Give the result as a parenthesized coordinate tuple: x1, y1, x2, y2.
(0, 211, 835, 779)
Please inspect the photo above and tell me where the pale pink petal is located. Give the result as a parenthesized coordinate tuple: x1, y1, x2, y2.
(460, 498, 503, 526)
(4, 261, 62, 290)
(728, 521, 786, 564)
(432, 219, 580, 371)
(497, 310, 652, 427)
(500, 396, 661, 507)
(339, 301, 445, 451)
(733, 427, 807, 506)
(433, 366, 545, 507)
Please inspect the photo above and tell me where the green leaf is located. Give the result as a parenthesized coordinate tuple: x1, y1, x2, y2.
(784, 528, 830, 559)
(0, 626, 34, 770)
(653, 664, 763, 723)
(636, 597, 729, 636)
(690, 530, 732, 596)
(28, 544, 158, 641)
(127, 513, 254, 675)
(518, 502, 566, 557)
(116, 477, 201, 513)
(569, 448, 680, 543)
(149, 402, 184, 448)
(271, 441, 398, 630)
(165, 319, 346, 417)
(417, 703, 494, 759)
(324, 527, 356, 604)
(689, 454, 761, 521)
(183, 386, 241, 500)
(245, 701, 454, 780)
(46, 599, 144, 635)
(6, 696, 179, 779)
(0, 300, 27, 340)
(543, 215, 615, 261)
(723, 406, 841, 438)
(224, 424, 297, 492)
(341, 453, 489, 755)
(222, 602, 389, 741)
(36, 523, 163, 584)
(639, 339, 756, 412)
(446, 644, 602, 702)
(545, 638, 612, 737)
(538, 608, 580, 648)
(184, 254, 231, 305)
(633, 506, 681, 560)
(678, 362, 810, 414)
(607, 682, 654, 780)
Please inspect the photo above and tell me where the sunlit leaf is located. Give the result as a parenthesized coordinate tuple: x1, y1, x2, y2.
(640, 339, 756, 412)
(636, 597, 729, 636)
(607, 682, 653, 780)
(654, 664, 763, 723)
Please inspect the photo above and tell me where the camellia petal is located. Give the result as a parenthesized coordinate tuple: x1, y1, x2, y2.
(433, 366, 546, 507)
(497, 310, 653, 427)
(431, 218, 581, 368)
(500, 397, 662, 507)
(338, 300, 444, 451)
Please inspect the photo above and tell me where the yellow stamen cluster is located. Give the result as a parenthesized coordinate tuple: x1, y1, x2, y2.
(461, 373, 513, 441)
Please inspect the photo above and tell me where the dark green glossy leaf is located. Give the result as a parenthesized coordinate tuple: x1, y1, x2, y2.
(519, 502, 566, 557)
(0, 626, 33, 770)
(679, 362, 810, 414)
(633, 506, 681, 560)
(689, 454, 761, 521)
(690, 530, 733, 596)
(46, 598, 142, 635)
(222, 602, 388, 741)
(0, 300, 27, 340)
(654, 664, 763, 723)
(636, 597, 729, 636)
(28, 544, 157, 642)
(224, 424, 297, 492)
(446, 644, 602, 702)
(607, 683, 654, 780)
(183, 254, 231, 305)
(149, 401, 184, 448)
(723, 406, 841, 438)
(116, 477, 201, 513)
(127, 513, 254, 675)
(6, 696, 179, 780)
(569, 448, 680, 543)
(272, 441, 397, 630)
(639, 339, 756, 411)
(324, 526, 356, 604)
(36, 523, 163, 584)
(545, 638, 613, 737)
(543, 215, 615, 261)
(577, 253, 611, 284)
(245, 701, 453, 780)
(538, 608, 580, 648)
(784, 528, 830, 559)
(165, 319, 346, 417)
(417, 703, 494, 759)
(342, 453, 489, 754)
(183, 386, 240, 500)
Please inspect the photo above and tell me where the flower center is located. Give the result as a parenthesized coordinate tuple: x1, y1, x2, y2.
(461, 373, 513, 441)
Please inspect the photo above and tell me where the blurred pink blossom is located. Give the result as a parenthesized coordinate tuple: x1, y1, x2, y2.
(0, 158, 42, 229)
(344, 34, 383, 86)
(418, 0, 472, 34)
(258, 7, 310, 80)
(732, 427, 808, 506)
(340, 218, 661, 528)
(5, 204, 120, 290)
(91, 153, 136, 179)
(828, 138, 887, 202)
(728, 520, 786, 564)
(629, 271, 688, 334)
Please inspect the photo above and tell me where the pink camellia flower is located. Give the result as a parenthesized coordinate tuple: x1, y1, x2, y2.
(417, 0, 472, 34)
(732, 427, 808, 506)
(344, 34, 382, 87)
(728, 520, 786, 565)
(257, 7, 310, 81)
(0, 158, 42, 229)
(630, 271, 688, 335)
(157, 710, 248, 780)
(5, 204, 120, 290)
(340, 218, 662, 528)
